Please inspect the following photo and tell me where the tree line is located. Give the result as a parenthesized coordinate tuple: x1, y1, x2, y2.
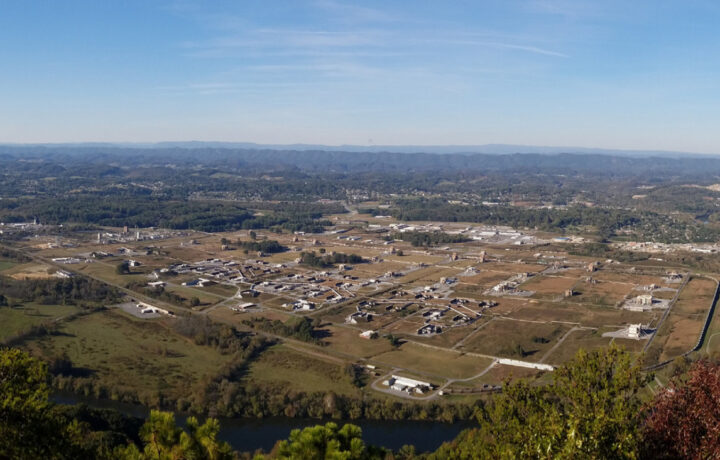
(0, 196, 335, 233)
(0, 275, 121, 306)
(299, 251, 366, 268)
(391, 231, 471, 247)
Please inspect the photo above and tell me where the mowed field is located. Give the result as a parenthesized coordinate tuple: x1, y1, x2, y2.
(371, 341, 495, 380)
(0, 259, 17, 272)
(459, 319, 570, 361)
(450, 363, 547, 387)
(244, 343, 361, 396)
(500, 301, 655, 328)
(3, 262, 57, 280)
(648, 276, 717, 363)
(542, 328, 611, 364)
(23, 310, 233, 399)
(568, 280, 632, 307)
(322, 325, 395, 358)
(701, 289, 720, 360)
(522, 274, 578, 299)
(0, 304, 81, 340)
(74, 262, 148, 286)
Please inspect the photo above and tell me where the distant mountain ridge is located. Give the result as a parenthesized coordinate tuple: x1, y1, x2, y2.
(3, 144, 720, 177)
(0, 141, 715, 158)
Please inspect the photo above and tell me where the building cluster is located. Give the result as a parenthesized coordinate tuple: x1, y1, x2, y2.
(615, 241, 720, 254)
(0, 219, 42, 232)
(364, 222, 546, 246)
(95, 229, 185, 245)
(624, 293, 671, 311)
(282, 299, 316, 311)
(168, 258, 282, 284)
(51, 257, 90, 264)
(487, 272, 534, 297)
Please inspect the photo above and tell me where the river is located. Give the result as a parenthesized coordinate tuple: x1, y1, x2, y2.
(52, 392, 473, 453)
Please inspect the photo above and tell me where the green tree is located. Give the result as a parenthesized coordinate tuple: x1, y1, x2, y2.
(266, 422, 384, 459)
(190, 296, 200, 307)
(386, 334, 401, 348)
(115, 410, 233, 460)
(116, 261, 130, 275)
(432, 345, 648, 459)
(0, 348, 92, 459)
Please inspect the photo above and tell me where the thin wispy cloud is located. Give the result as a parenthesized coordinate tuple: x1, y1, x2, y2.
(313, 0, 393, 23)
(183, 26, 566, 60)
(487, 42, 568, 58)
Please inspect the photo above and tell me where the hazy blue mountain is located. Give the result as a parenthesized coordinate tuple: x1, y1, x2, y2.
(0, 141, 715, 158)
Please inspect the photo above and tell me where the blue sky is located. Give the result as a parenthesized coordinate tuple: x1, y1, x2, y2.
(1, 1, 720, 152)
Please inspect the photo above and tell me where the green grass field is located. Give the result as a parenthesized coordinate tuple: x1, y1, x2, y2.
(0, 303, 81, 340)
(372, 342, 496, 379)
(24, 310, 233, 399)
(543, 328, 611, 364)
(0, 259, 17, 272)
(323, 325, 395, 358)
(245, 344, 361, 396)
(164, 284, 224, 305)
(461, 319, 570, 361)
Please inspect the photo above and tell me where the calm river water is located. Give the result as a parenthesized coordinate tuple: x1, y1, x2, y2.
(52, 392, 473, 453)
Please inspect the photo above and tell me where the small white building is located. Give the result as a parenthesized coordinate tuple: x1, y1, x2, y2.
(54, 270, 73, 279)
(359, 330, 377, 339)
(637, 294, 653, 306)
(135, 302, 170, 316)
(385, 375, 434, 394)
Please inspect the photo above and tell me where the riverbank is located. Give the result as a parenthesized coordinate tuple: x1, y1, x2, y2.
(52, 391, 473, 453)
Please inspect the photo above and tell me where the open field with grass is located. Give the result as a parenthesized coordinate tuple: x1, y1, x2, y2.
(23, 310, 233, 399)
(568, 280, 632, 307)
(0, 259, 17, 272)
(396, 266, 464, 285)
(591, 271, 665, 286)
(3, 262, 56, 280)
(459, 270, 516, 287)
(542, 328, 611, 363)
(699, 278, 720, 360)
(651, 277, 717, 362)
(502, 301, 656, 328)
(410, 319, 491, 348)
(74, 262, 148, 286)
(163, 284, 224, 305)
(322, 325, 395, 357)
(244, 343, 360, 396)
(521, 275, 578, 299)
(372, 342, 495, 379)
(612, 337, 647, 353)
(491, 262, 547, 274)
(460, 319, 570, 361)
(474, 364, 547, 385)
(0, 303, 81, 340)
